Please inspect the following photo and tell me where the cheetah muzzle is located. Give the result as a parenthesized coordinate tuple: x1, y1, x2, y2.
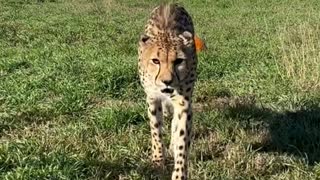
(161, 88, 174, 94)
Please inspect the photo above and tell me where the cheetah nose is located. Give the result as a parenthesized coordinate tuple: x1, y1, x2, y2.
(162, 79, 173, 86)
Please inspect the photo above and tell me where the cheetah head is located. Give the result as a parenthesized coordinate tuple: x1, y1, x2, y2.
(139, 31, 196, 95)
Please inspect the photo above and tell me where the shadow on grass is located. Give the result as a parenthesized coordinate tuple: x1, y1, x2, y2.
(78, 159, 171, 179)
(0, 147, 172, 179)
(223, 98, 320, 165)
(76, 157, 173, 179)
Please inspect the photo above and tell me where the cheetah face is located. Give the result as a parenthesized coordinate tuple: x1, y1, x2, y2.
(139, 31, 195, 95)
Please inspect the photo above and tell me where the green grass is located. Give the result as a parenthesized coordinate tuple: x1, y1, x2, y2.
(1, 0, 320, 179)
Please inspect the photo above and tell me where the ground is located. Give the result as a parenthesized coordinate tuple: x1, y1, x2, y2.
(1, 0, 320, 179)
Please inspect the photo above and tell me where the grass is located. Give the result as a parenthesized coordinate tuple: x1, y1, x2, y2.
(1, 0, 320, 179)
(278, 23, 320, 92)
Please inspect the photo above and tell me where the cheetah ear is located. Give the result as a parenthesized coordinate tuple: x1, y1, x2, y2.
(139, 34, 150, 46)
(179, 31, 194, 46)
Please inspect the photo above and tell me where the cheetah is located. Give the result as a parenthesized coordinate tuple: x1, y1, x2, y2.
(138, 4, 198, 180)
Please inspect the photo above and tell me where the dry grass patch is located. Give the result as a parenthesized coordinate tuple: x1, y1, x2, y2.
(278, 23, 320, 92)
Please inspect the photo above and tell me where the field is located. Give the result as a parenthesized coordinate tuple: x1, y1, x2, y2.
(1, 0, 320, 179)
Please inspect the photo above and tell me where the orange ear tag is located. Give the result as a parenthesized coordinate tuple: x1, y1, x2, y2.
(194, 35, 207, 53)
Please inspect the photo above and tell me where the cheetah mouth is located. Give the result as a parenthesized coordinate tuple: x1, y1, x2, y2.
(161, 88, 174, 94)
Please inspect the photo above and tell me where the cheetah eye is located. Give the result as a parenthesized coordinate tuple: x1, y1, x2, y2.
(174, 58, 184, 65)
(152, 59, 160, 65)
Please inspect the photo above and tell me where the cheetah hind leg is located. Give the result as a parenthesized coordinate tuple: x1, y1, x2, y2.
(161, 100, 177, 156)
(162, 99, 173, 118)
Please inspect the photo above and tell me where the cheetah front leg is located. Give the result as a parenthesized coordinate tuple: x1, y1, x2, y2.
(169, 115, 177, 154)
(171, 95, 192, 180)
(147, 97, 165, 167)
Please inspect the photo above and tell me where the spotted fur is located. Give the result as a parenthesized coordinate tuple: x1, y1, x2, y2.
(138, 4, 197, 180)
